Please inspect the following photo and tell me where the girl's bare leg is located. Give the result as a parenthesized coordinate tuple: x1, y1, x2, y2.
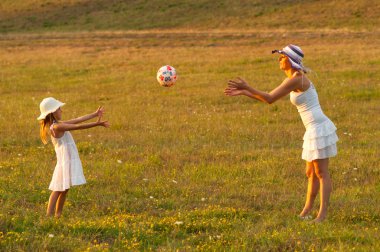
(55, 189, 69, 218)
(47, 191, 61, 217)
(300, 161, 320, 217)
(313, 158, 332, 222)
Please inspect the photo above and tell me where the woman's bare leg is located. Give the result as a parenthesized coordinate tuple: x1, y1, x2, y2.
(313, 158, 332, 222)
(47, 191, 61, 217)
(300, 161, 320, 217)
(55, 189, 69, 218)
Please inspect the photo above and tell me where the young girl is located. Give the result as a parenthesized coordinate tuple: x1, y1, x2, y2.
(38, 97, 110, 217)
(224, 45, 338, 222)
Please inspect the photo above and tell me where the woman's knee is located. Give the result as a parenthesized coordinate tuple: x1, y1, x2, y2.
(313, 159, 330, 179)
(58, 189, 69, 196)
(305, 162, 314, 178)
(314, 169, 327, 179)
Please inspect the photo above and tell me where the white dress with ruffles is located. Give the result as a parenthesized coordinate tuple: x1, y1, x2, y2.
(49, 125, 86, 191)
(290, 82, 338, 161)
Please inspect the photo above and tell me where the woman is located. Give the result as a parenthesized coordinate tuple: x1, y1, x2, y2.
(224, 44, 338, 222)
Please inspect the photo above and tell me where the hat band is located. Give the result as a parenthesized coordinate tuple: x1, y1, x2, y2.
(284, 52, 301, 65)
(287, 45, 304, 58)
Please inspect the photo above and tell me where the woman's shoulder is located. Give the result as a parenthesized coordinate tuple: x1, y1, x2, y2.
(291, 71, 303, 78)
(285, 71, 303, 84)
(290, 72, 311, 92)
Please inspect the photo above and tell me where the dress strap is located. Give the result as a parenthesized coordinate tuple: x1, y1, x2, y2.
(292, 71, 304, 89)
(50, 121, 57, 138)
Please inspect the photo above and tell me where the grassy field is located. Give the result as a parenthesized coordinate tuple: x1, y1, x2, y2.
(0, 30, 379, 251)
(0, 0, 380, 250)
(1, 0, 379, 33)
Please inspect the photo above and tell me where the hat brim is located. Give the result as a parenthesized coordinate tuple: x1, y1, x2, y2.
(37, 102, 65, 120)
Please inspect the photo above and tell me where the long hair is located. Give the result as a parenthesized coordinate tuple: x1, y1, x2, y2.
(39, 113, 56, 144)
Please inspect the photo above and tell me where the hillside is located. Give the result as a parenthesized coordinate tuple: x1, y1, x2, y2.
(0, 0, 379, 33)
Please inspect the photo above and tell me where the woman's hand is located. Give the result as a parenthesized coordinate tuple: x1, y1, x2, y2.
(227, 77, 250, 90)
(224, 87, 247, 96)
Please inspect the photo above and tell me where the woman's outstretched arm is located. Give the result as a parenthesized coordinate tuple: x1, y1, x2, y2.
(225, 77, 300, 104)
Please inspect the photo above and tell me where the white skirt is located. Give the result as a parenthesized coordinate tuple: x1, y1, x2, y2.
(49, 139, 86, 191)
(49, 157, 86, 191)
(302, 119, 338, 162)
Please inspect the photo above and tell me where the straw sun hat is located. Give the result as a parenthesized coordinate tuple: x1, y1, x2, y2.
(37, 97, 65, 120)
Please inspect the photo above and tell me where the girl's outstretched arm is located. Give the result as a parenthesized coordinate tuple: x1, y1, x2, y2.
(53, 117, 110, 132)
(62, 106, 105, 124)
(225, 77, 299, 104)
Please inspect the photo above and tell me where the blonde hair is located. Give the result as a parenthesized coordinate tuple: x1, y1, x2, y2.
(39, 113, 56, 144)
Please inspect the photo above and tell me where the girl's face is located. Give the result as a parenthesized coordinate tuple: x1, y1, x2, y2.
(278, 54, 292, 70)
(53, 107, 62, 120)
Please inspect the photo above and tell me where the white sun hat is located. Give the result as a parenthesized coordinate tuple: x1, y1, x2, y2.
(37, 97, 65, 120)
(272, 44, 306, 71)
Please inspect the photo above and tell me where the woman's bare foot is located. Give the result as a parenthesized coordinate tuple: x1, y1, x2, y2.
(299, 207, 312, 217)
(299, 215, 312, 220)
(312, 215, 326, 223)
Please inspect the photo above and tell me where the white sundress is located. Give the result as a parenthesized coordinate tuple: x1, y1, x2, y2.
(49, 124, 86, 191)
(290, 81, 338, 162)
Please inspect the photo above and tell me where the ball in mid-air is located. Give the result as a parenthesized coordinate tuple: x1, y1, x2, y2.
(157, 65, 177, 87)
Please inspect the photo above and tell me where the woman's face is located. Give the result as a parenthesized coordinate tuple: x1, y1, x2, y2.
(278, 54, 292, 70)
(53, 107, 62, 120)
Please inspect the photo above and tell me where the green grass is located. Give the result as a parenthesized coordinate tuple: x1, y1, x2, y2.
(0, 0, 379, 33)
(0, 29, 380, 250)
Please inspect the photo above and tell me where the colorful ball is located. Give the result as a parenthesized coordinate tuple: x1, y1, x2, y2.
(157, 65, 177, 87)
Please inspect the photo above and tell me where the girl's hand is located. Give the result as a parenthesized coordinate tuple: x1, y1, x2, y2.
(224, 87, 247, 96)
(98, 121, 110, 128)
(95, 106, 105, 118)
(97, 115, 110, 128)
(227, 77, 250, 90)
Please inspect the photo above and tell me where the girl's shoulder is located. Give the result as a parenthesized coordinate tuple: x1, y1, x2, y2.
(50, 121, 59, 130)
(50, 121, 65, 138)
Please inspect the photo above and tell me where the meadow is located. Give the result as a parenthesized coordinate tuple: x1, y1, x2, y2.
(0, 29, 379, 251)
(1, 0, 380, 249)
